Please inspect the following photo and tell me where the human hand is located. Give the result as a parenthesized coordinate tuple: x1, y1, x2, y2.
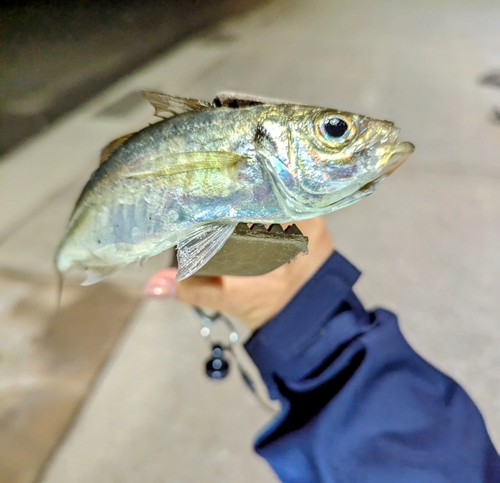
(144, 217, 334, 330)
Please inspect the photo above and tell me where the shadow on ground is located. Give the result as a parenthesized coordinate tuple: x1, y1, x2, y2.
(1, 0, 265, 155)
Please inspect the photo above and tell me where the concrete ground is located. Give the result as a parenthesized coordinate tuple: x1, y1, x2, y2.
(0, 0, 499, 482)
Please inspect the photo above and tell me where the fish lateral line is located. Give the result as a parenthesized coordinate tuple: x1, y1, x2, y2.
(121, 151, 247, 180)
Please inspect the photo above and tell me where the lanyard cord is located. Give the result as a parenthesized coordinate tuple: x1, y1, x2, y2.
(193, 306, 277, 414)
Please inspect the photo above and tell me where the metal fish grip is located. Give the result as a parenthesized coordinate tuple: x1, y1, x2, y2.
(174, 223, 308, 277)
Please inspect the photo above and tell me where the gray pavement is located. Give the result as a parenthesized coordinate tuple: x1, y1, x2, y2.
(0, 0, 499, 481)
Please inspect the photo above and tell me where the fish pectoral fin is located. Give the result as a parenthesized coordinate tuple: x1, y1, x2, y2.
(100, 133, 135, 165)
(142, 91, 213, 118)
(81, 265, 123, 286)
(176, 223, 237, 281)
(125, 151, 246, 179)
(213, 92, 287, 108)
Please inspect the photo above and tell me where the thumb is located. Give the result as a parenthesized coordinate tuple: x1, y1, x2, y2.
(144, 268, 226, 312)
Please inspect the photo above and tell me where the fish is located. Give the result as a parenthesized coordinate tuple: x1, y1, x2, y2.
(55, 91, 414, 284)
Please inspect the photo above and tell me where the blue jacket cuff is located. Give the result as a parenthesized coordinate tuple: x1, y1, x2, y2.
(244, 251, 365, 398)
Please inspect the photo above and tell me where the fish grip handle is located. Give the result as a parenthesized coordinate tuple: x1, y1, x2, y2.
(172, 223, 308, 277)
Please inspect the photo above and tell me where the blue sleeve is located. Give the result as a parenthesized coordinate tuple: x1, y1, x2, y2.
(244, 252, 500, 483)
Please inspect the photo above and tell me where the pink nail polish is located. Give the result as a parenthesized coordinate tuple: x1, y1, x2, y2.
(144, 277, 176, 299)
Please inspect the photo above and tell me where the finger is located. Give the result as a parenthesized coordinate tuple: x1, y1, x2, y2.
(144, 269, 226, 313)
(176, 276, 225, 312)
(144, 268, 177, 298)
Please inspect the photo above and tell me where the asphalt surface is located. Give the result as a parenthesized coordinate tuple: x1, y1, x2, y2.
(1, 0, 265, 155)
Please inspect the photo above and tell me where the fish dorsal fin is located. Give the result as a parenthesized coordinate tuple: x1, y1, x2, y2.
(213, 92, 287, 108)
(142, 91, 213, 118)
(176, 222, 237, 281)
(100, 133, 135, 165)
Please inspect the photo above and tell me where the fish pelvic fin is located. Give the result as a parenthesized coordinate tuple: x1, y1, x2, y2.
(142, 91, 213, 119)
(81, 265, 123, 286)
(100, 133, 135, 165)
(176, 222, 237, 281)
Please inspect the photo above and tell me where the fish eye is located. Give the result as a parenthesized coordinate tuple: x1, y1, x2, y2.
(324, 118, 348, 138)
(315, 114, 355, 146)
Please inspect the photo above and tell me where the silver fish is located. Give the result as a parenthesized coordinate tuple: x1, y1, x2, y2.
(55, 91, 414, 283)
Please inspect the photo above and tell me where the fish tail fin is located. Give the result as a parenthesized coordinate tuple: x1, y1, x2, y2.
(53, 267, 65, 318)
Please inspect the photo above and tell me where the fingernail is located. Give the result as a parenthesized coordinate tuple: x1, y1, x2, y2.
(144, 270, 177, 299)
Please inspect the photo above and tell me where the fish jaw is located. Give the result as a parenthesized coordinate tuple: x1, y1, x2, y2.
(317, 139, 415, 212)
(335, 136, 414, 205)
(377, 141, 415, 175)
(356, 119, 412, 172)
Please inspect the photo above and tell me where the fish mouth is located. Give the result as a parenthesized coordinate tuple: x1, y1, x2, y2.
(378, 141, 415, 175)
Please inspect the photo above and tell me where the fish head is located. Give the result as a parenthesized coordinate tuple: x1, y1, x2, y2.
(258, 105, 414, 215)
